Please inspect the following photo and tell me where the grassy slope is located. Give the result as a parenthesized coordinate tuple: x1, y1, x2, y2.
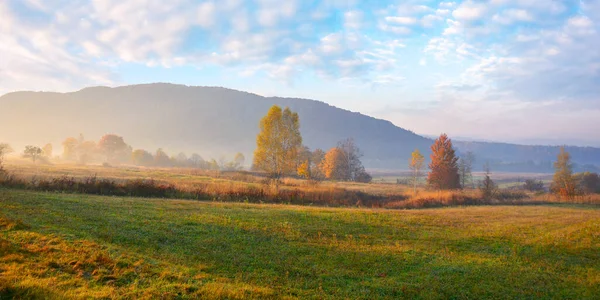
(1, 189, 599, 299)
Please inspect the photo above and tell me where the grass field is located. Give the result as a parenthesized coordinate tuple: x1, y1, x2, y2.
(1, 189, 599, 299)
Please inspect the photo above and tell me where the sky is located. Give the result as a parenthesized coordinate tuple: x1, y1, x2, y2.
(1, 0, 599, 146)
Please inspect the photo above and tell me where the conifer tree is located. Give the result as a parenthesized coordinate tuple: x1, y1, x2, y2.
(427, 134, 460, 190)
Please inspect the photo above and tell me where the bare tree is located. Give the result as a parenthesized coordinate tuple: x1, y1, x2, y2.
(458, 151, 476, 189)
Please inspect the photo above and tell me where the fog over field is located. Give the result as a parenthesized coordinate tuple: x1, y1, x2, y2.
(1, 83, 599, 172)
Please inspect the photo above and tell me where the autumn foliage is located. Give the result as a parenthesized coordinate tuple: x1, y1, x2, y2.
(253, 106, 303, 177)
(427, 134, 460, 190)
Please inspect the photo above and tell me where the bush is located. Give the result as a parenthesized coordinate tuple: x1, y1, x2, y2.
(575, 172, 600, 194)
(523, 179, 545, 192)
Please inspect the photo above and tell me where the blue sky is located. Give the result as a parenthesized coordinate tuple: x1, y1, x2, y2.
(1, 0, 599, 145)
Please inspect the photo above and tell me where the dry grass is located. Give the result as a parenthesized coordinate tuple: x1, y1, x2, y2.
(3, 159, 600, 209)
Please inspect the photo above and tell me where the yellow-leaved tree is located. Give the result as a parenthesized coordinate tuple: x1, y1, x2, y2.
(253, 105, 302, 177)
(409, 149, 425, 194)
(551, 147, 576, 200)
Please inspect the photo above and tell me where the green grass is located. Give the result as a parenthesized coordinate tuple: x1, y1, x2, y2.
(1, 188, 599, 299)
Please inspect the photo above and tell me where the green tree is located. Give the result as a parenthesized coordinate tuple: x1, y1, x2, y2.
(551, 147, 576, 200)
(253, 105, 303, 177)
(427, 134, 460, 190)
(409, 149, 425, 194)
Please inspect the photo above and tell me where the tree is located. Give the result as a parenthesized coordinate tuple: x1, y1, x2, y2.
(337, 138, 364, 181)
(427, 134, 460, 190)
(311, 149, 326, 180)
(551, 147, 576, 200)
(479, 163, 497, 199)
(320, 147, 348, 180)
(253, 105, 303, 177)
(154, 148, 171, 167)
(42, 143, 53, 158)
(297, 147, 313, 179)
(132, 149, 154, 166)
(23, 146, 43, 163)
(0, 143, 13, 160)
(189, 153, 204, 169)
(62, 137, 79, 161)
(458, 151, 476, 189)
(175, 153, 188, 167)
(98, 134, 128, 163)
(0, 143, 13, 173)
(77, 140, 98, 165)
(319, 140, 370, 182)
(233, 152, 245, 170)
(575, 172, 600, 194)
(409, 149, 425, 194)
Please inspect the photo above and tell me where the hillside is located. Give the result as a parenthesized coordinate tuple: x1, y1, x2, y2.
(1, 83, 599, 170)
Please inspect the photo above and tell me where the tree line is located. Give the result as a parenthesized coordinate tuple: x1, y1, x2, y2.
(5, 134, 246, 171)
(409, 134, 600, 197)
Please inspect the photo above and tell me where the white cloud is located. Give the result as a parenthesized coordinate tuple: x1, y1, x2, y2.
(452, 1, 487, 21)
(385, 16, 417, 25)
(379, 23, 412, 34)
(344, 10, 363, 29)
(197, 2, 217, 28)
(492, 9, 534, 24)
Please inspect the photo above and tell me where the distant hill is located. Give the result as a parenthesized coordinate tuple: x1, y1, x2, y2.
(1, 83, 599, 172)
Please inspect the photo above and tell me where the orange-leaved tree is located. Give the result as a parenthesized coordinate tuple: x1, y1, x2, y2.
(320, 147, 348, 180)
(427, 134, 460, 190)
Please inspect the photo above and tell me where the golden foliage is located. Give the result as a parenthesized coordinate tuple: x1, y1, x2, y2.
(253, 106, 302, 177)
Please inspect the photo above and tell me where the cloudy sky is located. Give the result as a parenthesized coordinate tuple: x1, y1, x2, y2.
(1, 0, 599, 145)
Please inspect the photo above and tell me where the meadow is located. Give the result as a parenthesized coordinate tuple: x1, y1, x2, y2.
(1, 189, 599, 299)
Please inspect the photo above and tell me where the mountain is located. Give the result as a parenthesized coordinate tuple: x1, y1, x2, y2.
(1, 83, 599, 172)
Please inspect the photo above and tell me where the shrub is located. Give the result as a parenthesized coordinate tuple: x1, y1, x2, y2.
(523, 179, 545, 192)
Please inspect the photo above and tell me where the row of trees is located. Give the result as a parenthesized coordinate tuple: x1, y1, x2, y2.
(410, 134, 600, 198)
(252, 105, 372, 182)
(11, 134, 246, 171)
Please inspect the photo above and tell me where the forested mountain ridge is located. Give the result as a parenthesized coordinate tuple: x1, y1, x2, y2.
(1, 83, 598, 171)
